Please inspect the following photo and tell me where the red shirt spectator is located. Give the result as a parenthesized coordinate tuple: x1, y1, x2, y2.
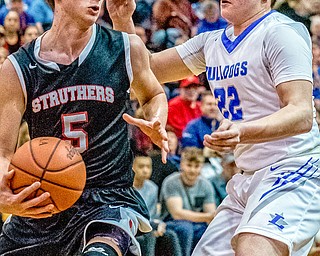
(167, 75, 202, 139)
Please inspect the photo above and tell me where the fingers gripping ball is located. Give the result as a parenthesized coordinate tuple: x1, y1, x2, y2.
(9, 137, 86, 214)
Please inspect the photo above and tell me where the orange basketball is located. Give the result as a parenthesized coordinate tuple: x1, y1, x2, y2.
(9, 137, 86, 214)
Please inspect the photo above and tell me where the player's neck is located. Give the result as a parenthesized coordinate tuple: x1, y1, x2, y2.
(233, 8, 271, 36)
(39, 22, 93, 65)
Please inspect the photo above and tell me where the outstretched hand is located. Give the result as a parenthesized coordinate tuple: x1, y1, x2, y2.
(123, 113, 169, 163)
(106, 0, 136, 24)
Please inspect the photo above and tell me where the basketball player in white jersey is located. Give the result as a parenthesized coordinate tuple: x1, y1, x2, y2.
(109, 0, 320, 255)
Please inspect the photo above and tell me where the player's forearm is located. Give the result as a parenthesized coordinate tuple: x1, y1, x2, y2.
(238, 103, 313, 144)
(141, 92, 168, 128)
(0, 153, 13, 180)
(112, 17, 135, 34)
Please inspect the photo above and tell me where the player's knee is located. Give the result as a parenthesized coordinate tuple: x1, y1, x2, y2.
(86, 223, 131, 255)
(83, 242, 118, 256)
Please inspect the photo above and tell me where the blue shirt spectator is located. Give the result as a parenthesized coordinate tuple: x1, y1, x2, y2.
(197, 17, 228, 34)
(181, 115, 219, 149)
(28, 0, 53, 31)
(181, 91, 220, 149)
(196, 0, 228, 35)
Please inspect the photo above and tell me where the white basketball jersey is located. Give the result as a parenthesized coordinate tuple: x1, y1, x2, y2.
(176, 11, 320, 172)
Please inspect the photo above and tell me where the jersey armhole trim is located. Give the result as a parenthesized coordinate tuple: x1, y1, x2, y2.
(122, 32, 133, 85)
(7, 55, 27, 108)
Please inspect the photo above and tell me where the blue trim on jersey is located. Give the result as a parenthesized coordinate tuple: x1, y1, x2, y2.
(221, 10, 276, 53)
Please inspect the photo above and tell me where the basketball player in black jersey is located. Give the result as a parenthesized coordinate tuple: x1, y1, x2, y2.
(0, 0, 169, 255)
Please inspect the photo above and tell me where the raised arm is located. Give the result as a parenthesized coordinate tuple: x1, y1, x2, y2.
(106, 0, 136, 33)
(0, 59, 54, 218)
(107, 0, 193, 84)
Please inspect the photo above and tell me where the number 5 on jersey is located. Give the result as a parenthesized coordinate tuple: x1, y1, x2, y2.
(62, 112, 88, 153)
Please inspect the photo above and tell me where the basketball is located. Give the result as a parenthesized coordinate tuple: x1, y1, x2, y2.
(9, 137, 86, 214)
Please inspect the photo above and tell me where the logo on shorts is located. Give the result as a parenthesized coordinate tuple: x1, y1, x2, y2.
(268, 213, 288, 231)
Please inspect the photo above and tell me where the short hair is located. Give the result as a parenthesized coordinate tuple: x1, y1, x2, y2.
(46, 0, 54, 10)
(200, 90, 215, 103)
(181, 147, 205, 164)
(271, 0, 277, 8)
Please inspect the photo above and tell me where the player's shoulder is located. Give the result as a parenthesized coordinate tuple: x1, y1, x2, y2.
(260, 11, 311, 48)
(263, 11, 309, 36)
(192, 29, 224, 44)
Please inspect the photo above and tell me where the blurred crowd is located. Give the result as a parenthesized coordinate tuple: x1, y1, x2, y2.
(1, 0, 320, 255)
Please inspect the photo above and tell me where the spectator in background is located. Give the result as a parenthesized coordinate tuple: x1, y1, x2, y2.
(2, 10, 22, 54)
(22, 24, 40, 44)
(275, 0, 311, 32)
(181, 90, 220, 149)
(0, 0, 35, 32)
(151, 0, 198, 50)
(302, 0, 320, 16)
(131, 106, 155, 156)
(166, 130, 180, 169)
(133, 155, 182, 256)
(149, 129, 180, 195)
(197, 0, 228, 35)
(160, 147, 216, 256)
(0, 24, 5, 46)
(167, 75, 202, 140)
(312, 37, 320, 104)
(210, 153, 241, 207)
(152, 0, 198, 37)
(27, 0, 53, 32)
(133, 0, 153, 30)
(133, 155, 163, 256)
(311, 15, 320, 40)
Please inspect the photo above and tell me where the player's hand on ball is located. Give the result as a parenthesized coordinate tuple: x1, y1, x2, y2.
(0, 170, 54, 218)
(204, 119, 240, 153)
(122, 113, 169, 163)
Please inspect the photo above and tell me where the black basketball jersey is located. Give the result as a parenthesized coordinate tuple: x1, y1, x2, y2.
(10, 24, 134, 188)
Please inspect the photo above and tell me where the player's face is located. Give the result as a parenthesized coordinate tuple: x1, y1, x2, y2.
(133, 157, 152, 182)
(220, 0, 269, 26)
(60, 0, 103, 27)
(180, 161, 202, 186)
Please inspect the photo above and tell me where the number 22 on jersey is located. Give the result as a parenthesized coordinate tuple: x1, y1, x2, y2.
(214, 85, 243, 121)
